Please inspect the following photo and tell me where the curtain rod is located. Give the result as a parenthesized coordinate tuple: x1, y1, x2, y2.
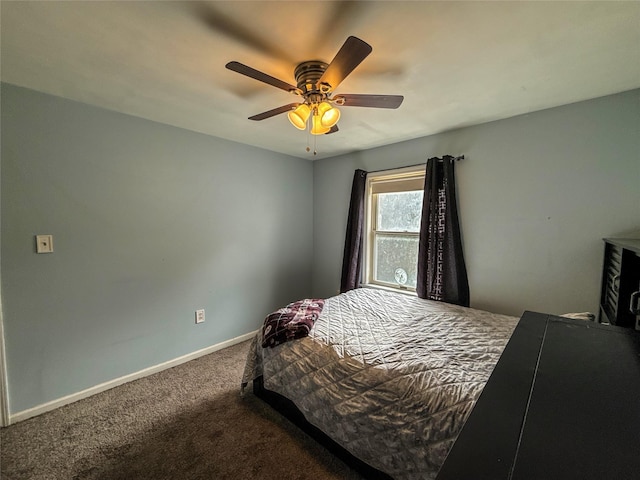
(368, 155, 465, 174)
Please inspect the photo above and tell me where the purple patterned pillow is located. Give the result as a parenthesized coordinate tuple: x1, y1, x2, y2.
(262, 299, 325, 348)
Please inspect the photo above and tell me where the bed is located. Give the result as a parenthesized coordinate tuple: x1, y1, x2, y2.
(241, 287, 518, 480)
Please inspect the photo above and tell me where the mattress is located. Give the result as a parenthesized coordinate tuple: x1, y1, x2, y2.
(242, 287, 517, 479)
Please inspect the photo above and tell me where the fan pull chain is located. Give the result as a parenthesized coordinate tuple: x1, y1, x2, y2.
(303, 110, 319, 155)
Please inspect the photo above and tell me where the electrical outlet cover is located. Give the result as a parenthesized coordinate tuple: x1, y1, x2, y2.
(36, 235, 53, 253)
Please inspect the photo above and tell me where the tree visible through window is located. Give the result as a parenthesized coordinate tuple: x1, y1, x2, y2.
(365, 167, 425, 291)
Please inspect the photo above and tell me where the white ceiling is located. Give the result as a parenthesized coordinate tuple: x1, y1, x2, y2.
(2, 1, 639, 160)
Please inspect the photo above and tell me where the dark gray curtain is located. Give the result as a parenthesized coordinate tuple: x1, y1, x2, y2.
(340, 169, 367, 293)
(416, 156, 470, 306)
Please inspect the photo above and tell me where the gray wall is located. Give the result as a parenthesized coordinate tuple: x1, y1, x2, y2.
(3, 83, 639, 415)
(313, 89, 640, 316)
(1, 84, 314, 414)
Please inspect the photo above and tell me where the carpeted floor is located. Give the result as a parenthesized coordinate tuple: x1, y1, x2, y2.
(0, 340, 364, 480)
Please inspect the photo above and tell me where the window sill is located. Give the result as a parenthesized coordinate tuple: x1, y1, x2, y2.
(361, 283, 418, 297)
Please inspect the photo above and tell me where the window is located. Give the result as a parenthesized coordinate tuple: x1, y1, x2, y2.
(364, 166, 425, 291)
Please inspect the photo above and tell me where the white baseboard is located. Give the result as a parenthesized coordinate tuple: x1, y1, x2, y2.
(9, 330, 257, 425)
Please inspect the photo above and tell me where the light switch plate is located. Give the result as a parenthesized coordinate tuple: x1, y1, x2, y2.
(36, 235, 54, 253)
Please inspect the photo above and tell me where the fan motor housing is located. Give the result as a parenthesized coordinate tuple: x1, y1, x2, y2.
(294, 61, 329, 95)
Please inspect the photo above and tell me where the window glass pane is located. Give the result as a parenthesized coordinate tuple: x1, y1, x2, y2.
(377, 191, 423, 232)
(374, 234, 419, 288)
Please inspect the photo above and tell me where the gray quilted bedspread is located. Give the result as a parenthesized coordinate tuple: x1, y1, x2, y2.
(242, 288, 517, 480)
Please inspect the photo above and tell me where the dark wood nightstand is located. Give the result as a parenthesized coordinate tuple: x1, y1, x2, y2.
(436, 311, 640, 480)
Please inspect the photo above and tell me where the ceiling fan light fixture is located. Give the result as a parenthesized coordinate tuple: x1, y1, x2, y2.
(310, 113, 331, 135)
(317, 101, 340, 128)
(288, 104, 311, 130)
(227, 36, 403, 147)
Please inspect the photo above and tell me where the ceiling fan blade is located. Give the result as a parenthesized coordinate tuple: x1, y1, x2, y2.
(319, 36, 372, 91)
(317, 2, 368, 51)
(248, 103, 300, 121)
(226, 62, 298, 93)
(325, 125, 339, 135)
(193, 3, 295, 63)
(335, 94, 404, 109)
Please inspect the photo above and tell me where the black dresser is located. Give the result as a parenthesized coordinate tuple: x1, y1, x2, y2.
(436, 311, 640, 480)
(598, 238, 640, 329)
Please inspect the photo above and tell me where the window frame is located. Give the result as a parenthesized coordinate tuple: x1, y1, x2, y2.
(363, 165, 425, 293)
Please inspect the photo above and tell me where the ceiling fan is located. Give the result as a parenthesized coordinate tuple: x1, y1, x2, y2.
(225, 36, 404, 138)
